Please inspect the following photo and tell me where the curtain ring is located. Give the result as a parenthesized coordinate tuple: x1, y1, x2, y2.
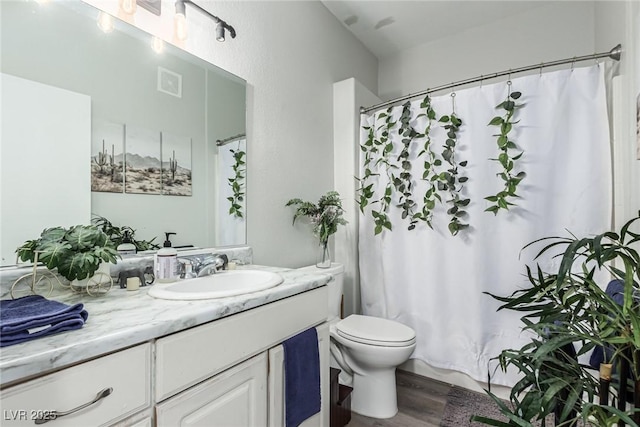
(450, 91, 456, 113)
(539, 62, 544, 77)
(479, 75, 483, 88)
(595, 56, 600, 68)
(571, 56, 576, 71)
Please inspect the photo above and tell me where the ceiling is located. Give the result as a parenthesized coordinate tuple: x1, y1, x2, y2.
(321, 1, 557, 59)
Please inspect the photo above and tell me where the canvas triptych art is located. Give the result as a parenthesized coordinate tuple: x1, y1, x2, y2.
(91, 121, 192, 196)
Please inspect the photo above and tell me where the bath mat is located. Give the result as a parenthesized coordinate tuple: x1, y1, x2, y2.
(440, 387, 509, 426)
(440, 387, 558, 426)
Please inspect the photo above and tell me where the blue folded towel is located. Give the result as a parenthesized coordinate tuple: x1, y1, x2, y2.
(0, 295, 88, 347)
(282, 327, 321, 427)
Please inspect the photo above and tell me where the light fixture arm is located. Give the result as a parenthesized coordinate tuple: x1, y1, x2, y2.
(175, 0, 236, 40)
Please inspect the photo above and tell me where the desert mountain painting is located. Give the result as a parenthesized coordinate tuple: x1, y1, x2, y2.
(92, 123, 192, 196)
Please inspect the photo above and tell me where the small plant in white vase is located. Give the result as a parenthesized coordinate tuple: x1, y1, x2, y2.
(286, 191, 347, 268)
(16, 225, 119, 286)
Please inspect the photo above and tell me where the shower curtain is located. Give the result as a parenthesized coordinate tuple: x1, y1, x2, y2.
(216, 138, 246, 246)
(358, 65, 611, 386)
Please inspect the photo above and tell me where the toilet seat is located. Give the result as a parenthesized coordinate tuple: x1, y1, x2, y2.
(335, 315, 416, 347)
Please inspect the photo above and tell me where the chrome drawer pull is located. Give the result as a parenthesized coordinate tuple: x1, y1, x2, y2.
(34, 387, 113, 425)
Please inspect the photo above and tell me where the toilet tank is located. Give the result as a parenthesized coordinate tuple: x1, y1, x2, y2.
(296, 263, 344, 321)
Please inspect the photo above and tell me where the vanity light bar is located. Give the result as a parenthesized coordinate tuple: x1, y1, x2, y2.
(174, 0, 236, 43)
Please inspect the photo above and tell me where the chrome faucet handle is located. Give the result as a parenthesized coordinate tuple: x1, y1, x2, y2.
(195, 254, 229, 277)
(177, 258, 197, 279)
(216, 254, 229, 271)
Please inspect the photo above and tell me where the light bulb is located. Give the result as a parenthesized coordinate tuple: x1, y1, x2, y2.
(174, 13, 187, 41)
(97, 12, 114, 33)
(120, 0, 137, 15)
(151, 36, 164, 54)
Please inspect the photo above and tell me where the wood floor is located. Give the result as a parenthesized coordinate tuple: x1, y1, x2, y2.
(346, 370, 454, 427)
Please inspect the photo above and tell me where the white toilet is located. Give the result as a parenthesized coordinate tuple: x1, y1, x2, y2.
(298, 263, 416, 419)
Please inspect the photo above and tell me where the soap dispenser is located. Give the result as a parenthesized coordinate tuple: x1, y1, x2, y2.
(117, 230, 137, 255)
(155, 232, 178, 283)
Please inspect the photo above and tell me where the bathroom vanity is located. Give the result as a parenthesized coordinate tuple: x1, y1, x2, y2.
(0, 265, 331, 426)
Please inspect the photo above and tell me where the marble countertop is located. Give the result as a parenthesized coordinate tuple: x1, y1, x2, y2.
(0, 265, 331, 386)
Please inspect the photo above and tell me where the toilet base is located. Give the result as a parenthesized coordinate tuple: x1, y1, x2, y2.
(350, 368, 398, 419)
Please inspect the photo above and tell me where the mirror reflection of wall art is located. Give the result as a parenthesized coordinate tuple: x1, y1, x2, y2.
(91, 120, 124, 193)
(161, 132, 192, 196)
(157, 67, 182, 98)
(125, 125, 162, 194)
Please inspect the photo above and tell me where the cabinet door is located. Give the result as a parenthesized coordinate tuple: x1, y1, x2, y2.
(268, 323, 329, 427)
(156, 353, 267, 427)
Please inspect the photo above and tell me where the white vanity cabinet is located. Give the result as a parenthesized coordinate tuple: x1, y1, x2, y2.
(0, 343, 151, 427)
(0, 285, 329, 427)
(154, 286, 329, 426)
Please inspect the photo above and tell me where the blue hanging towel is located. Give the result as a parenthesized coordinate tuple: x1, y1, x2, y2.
(0, 295, 88, 347)
(282, 327, 321, 427)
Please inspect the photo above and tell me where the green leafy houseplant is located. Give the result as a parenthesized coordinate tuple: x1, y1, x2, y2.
(286, 191, 348, 267)
(16, 225, 119, 281)
(476, 216, 640, 427)
(92, 215, 159, 252)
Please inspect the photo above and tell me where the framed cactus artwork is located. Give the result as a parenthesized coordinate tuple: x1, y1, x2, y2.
(161, 131, 192, 196)
(91, 119, 124, 193)
(124, 125, 162, 195)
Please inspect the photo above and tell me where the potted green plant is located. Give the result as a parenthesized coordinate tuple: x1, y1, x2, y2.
(286, 191, 347, 268)
(475, 216, 640, 427)
(92, 215, 159, 252)
(16, 224, 119, 282)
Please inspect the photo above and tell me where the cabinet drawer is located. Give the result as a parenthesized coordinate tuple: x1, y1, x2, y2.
(155, 286, 328, 401)
(1, 343, 151, 427)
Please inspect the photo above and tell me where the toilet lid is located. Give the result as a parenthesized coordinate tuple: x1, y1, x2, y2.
(335, 315, 416, 347)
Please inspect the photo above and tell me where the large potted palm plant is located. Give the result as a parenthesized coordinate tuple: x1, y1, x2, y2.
(475, 216, 640, 426)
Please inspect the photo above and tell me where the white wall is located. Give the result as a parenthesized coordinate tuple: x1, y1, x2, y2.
(333, 78, 381, 317)
(378, 2, 596, 101)
(1, 74, 91, 264)
(594, 1, 640, 228)
(84, 0, 378, 267)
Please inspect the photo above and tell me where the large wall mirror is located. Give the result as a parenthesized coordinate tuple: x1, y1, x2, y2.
(0, 0, 247, 266)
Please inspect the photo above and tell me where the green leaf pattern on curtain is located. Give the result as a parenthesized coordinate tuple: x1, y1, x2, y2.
(485, 88, 526, 214)
(358, 86, 525, 236)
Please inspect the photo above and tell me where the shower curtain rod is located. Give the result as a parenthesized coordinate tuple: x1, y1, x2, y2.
(215, 133, 246, 146)
(360, 43, 622, 114)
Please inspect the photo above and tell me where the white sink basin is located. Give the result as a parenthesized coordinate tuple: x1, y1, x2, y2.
(148, 270, 284, 300)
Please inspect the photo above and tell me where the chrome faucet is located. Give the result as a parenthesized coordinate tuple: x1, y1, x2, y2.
(178, 253, 228, 278)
